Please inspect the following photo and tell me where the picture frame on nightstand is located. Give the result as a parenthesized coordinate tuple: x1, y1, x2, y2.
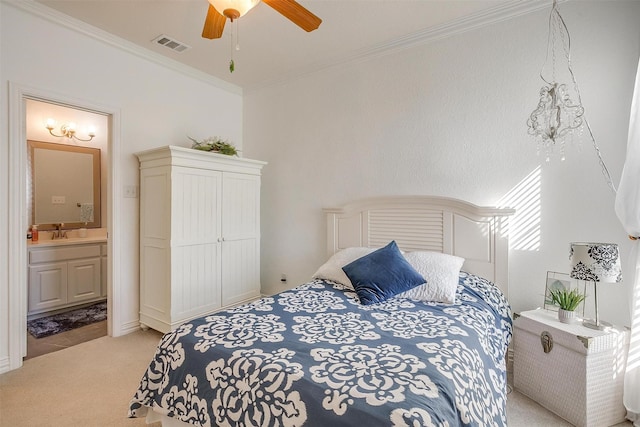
(543, 271, 585, 316)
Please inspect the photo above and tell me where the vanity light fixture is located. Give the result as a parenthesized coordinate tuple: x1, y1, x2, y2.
(45, 118, 96, 142)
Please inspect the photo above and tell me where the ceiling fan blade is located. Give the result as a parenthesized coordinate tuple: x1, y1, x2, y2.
(262, 0, 322, 32)
(202, 4, 226, 39)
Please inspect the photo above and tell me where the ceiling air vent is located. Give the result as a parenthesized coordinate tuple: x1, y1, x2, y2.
(152, 34, 191, 53)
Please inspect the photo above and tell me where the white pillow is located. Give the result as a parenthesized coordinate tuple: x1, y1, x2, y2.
(312, 247, 376, 289)
(399, 251, 465, 304)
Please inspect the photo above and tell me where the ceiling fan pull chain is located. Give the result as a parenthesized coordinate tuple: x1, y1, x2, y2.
(235, 19, 241, 52)
(229, 19, 235, 73)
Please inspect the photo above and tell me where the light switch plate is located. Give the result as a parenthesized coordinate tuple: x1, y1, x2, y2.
(124, 185, 138, 198)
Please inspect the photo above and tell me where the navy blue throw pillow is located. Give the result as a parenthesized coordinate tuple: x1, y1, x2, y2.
(342, 240, 425, 305)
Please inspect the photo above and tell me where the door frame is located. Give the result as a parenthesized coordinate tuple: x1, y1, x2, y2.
(8, 82, 122, 370)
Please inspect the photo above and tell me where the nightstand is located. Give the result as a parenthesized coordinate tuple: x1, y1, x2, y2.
(513, 309, 629, 427)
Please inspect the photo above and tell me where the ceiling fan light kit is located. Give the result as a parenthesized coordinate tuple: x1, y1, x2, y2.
(202, 0, 321, 40)
(207, 0, 259, 20)
(202, 0, 321, 73)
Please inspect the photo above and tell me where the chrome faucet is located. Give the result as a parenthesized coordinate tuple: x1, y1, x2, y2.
(52, 223, 67, 239)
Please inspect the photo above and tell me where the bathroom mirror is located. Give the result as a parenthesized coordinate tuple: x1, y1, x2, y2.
(28, 140, 101, 230)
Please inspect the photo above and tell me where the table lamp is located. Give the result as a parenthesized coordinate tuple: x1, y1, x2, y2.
(569, 242, 622, 330)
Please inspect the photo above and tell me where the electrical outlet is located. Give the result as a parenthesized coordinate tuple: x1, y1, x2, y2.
(51, 195, 66, 204)
(280, 273, 287, 282)
(124, 185, 138, 198)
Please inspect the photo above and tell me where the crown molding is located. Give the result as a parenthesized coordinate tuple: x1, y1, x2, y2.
(3, 0, 242, 95)
(246, 0, 561, 92)
(5, 0, 563, 94)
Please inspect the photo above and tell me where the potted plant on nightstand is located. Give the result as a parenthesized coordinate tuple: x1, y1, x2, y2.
(549, 288, 585, 324)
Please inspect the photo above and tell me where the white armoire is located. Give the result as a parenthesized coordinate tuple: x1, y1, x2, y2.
(136, 146, 266, 333)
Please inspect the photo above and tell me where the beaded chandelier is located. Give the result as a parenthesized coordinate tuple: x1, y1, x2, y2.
(526, 0, 616, 194)
(526, 0, 584, 162)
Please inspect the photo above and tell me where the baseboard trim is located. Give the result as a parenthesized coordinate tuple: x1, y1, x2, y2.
(0, 356, 11, 374)
(119, 319, 143, 336)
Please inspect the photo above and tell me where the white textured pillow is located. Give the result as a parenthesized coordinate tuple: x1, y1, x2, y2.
(312, 247, 376, 289)
(399, 251, 465, 304)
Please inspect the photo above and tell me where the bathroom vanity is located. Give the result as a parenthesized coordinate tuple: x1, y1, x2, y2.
(26, 139, 107, 319)
(27, 232, 107, 318)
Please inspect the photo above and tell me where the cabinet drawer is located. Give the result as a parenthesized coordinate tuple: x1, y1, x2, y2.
(30, 244, 101, 264)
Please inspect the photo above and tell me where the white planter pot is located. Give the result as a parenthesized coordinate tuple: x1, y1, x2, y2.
(558, 308, 576, 324)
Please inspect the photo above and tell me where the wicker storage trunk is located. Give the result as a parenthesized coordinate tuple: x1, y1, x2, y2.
(513, 309, 629, 427)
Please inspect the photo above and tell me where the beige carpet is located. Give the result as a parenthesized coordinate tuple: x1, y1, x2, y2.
(0, 328, 633, 426)
(0, 328, 163, 427)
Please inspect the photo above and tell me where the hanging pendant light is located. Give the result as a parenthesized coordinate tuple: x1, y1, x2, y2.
(526, 0, 584, 162)
(526, 0, 617, 193)
(528, 83, 584, 161)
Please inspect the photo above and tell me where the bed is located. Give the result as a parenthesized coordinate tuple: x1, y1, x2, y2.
(129, 196, 514, 426)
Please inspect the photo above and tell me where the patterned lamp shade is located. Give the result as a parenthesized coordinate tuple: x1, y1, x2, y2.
(569, 242, 622, 283)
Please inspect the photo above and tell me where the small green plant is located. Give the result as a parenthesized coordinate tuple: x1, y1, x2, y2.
(188, 136, 238, 156)
(550, 288, 585, 311)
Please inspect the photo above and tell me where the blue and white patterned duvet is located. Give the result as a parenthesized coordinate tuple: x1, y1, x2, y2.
(129, 272, 512, 426)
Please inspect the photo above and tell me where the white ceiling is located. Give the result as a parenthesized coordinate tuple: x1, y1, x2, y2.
(34, 0, 552, 90)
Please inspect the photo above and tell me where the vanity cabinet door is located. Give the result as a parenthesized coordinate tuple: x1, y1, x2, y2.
(67, 258, 102, 304)
(29, 262, 68, 313)
(28, 242, 106, 317)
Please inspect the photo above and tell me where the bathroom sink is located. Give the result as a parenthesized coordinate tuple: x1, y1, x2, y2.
(29, 235, 107, 247)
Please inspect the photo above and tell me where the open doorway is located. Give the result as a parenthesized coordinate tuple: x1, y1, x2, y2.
(24, 100, 109, 359)
(7, 83, 122, 371)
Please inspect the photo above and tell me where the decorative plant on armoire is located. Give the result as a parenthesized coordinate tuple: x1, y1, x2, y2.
(188, 136, 238, 156)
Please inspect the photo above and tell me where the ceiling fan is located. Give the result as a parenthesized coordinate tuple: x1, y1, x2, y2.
(201, 0, 322, 39)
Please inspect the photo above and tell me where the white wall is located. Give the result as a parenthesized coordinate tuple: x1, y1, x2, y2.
(244, 1, 640, 327)
(0, 2, 243, 371)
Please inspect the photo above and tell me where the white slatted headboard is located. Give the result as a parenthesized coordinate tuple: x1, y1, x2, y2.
(324, 196, 515, 298)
